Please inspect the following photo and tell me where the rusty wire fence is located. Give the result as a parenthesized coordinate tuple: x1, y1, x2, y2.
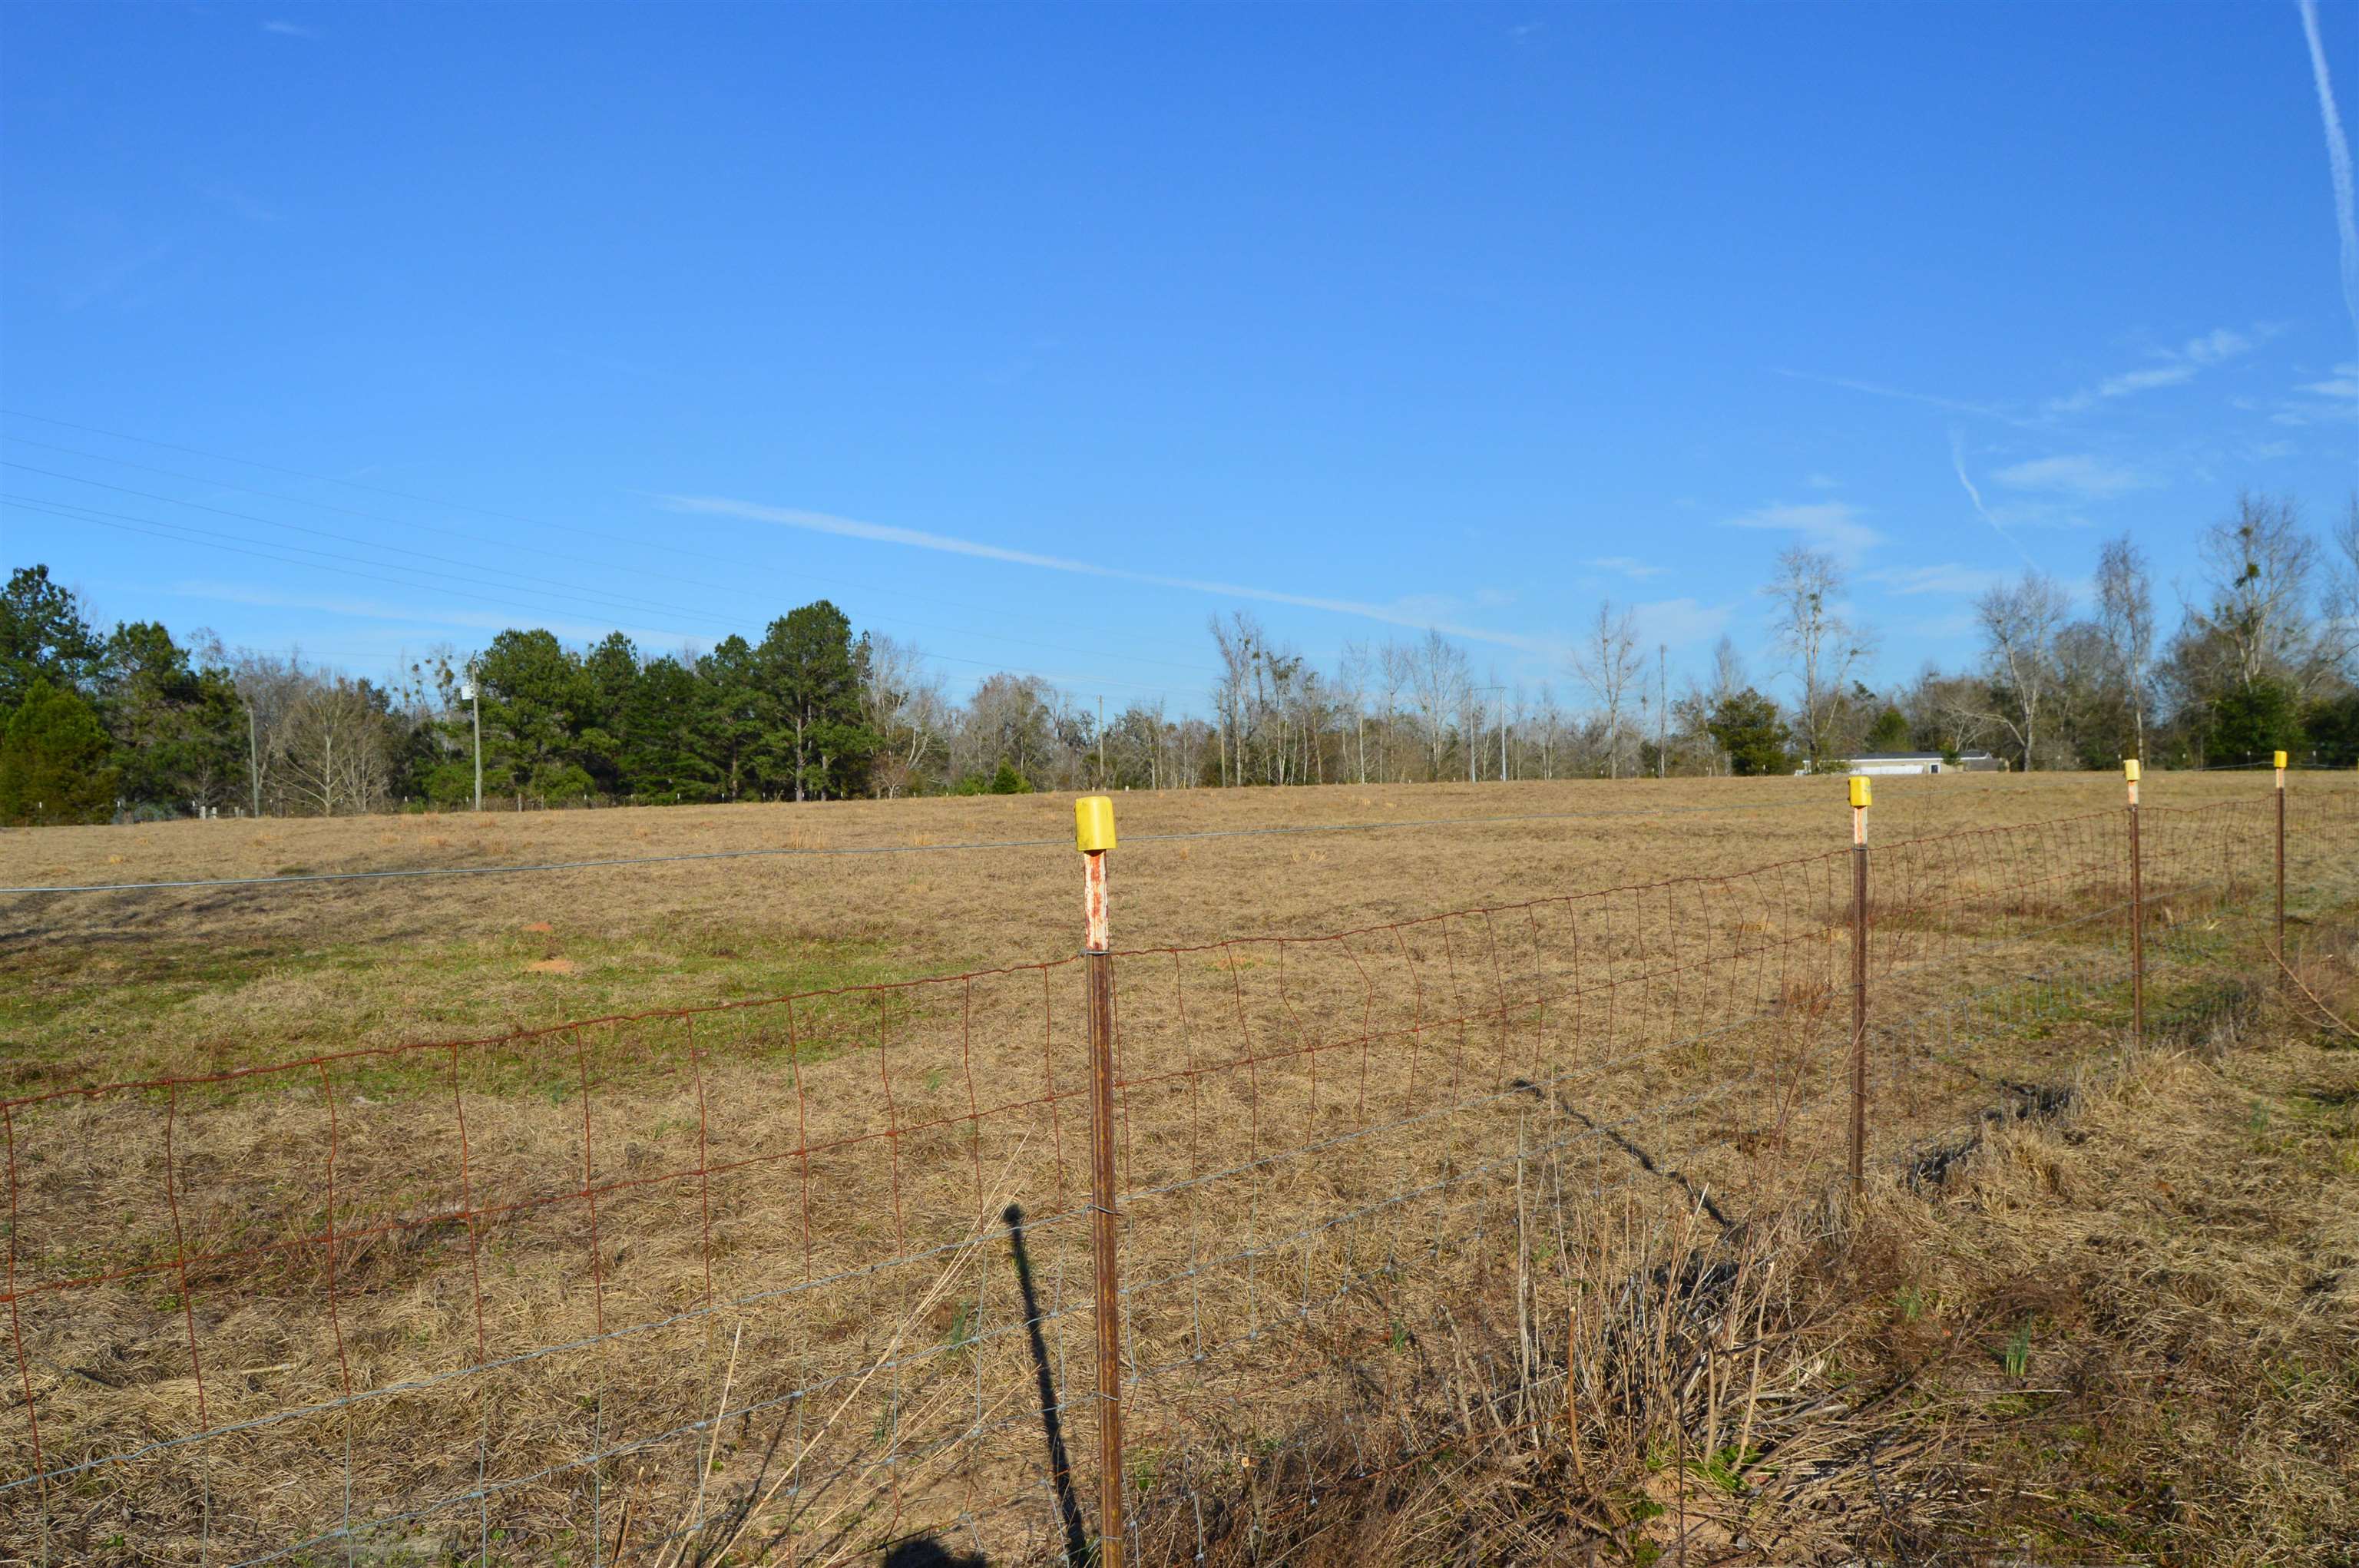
(3, 776, 2356, 1565)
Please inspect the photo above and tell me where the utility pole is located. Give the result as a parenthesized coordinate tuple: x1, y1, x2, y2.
(1657, 643, 1667, 779)
(464, 663, 483, 812)
(1097, 693, 1106, 785)
(245, 696, 262, 819)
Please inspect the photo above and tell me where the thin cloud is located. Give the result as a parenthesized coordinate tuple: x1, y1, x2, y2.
(2182, 327, 2255, 365)
(1805, 472, 1841, 490)
(2298, 0, 2359, 401)
(61, 242, 171, 312)
(1629, 597, 1732, 650)
(2094, 365, 2195, 397)
(2298, 362, 2359, 398)
(1991, 453, 2151, 498)
(1722, 500, 1883, 563)
(661, 495, 1560, 654)
(261, 20, 320, 39)
(166, 580, 690, 646)
(2043, 327, 2265, 415)
(1862, 563, 2013, 597)
(1773, 369, 2029, 426)
(1584, 555, 1667, 580)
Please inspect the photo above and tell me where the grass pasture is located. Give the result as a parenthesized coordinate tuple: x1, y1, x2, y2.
(2, 771, 2354, 1564)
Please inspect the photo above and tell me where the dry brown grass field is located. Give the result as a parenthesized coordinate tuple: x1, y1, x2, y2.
(1, 769, 2327, 1085)
(2, 770, 2354, 1566)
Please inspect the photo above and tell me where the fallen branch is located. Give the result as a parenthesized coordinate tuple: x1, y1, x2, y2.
(2275, 948, 2359, 1041)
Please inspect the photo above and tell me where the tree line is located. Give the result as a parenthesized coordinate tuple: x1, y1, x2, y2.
(1196, 491, 2357, 784)
(3, 489, 2354, 825)
(0, 576, 1206, 822)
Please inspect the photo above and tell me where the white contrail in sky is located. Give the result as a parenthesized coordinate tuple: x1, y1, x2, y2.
(1949, 430, 2037, 566)
(661, 494, 1564, 655)
(2298, 0, 2359, 410)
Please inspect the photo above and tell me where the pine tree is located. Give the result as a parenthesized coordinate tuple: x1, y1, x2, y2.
(697, 636, 764, 802)
(579, 631, 640, 796)
(620, 657, 719, 802)
(97, 621, 245, 813)
(2, 565, 104, 709)
(757, 601, 877, 802)
(475, 629, 593, 804)
(1865, 706, 1911, 751)
(0, 678, 118, 825)
(1706, 688, 1792, 776)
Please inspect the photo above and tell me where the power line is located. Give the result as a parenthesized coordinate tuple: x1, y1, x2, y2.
(0, 796, 1836, 896)
(5, 494, 706, 637)
(2, 460, 1222, 680)
(6, 432, 1222, 676)
(0, 414, 1221, 672)
(2, 495, 1193, 694)
(4, 472, 718, 626)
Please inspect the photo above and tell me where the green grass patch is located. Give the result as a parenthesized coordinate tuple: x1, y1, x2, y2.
(0, 924, 939, 1102)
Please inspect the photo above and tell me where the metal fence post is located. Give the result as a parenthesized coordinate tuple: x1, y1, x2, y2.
(2126, 759, 2143, 1045)
(1848, 776, 1870, 1193)
(2274, 749, 2287, 971)
(1074, 796, 1126, 1567)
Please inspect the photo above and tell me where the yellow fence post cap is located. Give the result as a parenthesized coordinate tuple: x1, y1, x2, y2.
(2273, 750, 2287, 769)
(2122, 759, 2140, 783)
(1848, 777, 1871, 809)
(1074, 796, 1117, 852)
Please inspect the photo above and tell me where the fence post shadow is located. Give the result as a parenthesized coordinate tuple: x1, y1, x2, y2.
(1004, 1202, 1091, 1568)
(882, 1535, 988, 1567)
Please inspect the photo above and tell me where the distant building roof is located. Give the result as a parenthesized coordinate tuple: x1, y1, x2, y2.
(1844, 751, 1993, 761)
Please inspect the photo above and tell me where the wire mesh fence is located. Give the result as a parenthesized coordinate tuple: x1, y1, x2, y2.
(4, 775, 2356, 1564)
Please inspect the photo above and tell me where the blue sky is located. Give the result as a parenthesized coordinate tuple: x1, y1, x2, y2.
(3, 2, 2354, 713)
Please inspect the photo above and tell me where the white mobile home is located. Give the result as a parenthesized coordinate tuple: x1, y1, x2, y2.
(1841, 750, 2001, 776)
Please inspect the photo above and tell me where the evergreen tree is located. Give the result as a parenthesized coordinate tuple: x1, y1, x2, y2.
(697, 636, 764, 802)
(2, 565, 104, 709)
(579, 631, 640, 795)
(96, 621, 244, 812)
(1864, 706, 1911, 751)
(475, 629, 593, 804)
(756, 601, 875, 801)
(0, 678, 117, 825)
(2303, 689, 2359, 768)
(2204, 676, 2304, 765)
(1706, 688, 1792, 776)
(620, 656, 719, 802)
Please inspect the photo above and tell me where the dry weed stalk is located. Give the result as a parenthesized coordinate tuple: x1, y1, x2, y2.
(653, 1144, 1037, 1568)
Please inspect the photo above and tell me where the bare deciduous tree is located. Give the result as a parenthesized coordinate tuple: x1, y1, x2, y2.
(1710, 634, 1747, 702)
(228, 650, 313, 818)
(1408, 630, 1471, 782)
(1764, 547, 1872, 768)
(278, 675, 396, 816)
(1976, 570, 2070, 770)
(858, 633, 948, 798)
(1570, 599, 1640, 779)
(2094, 535, 2156, 762)
(1378, 640, 1413, 782)
(2321, 493, 2359, 683)
(1336, 641, 1371, 784)
(2187, 491, 2322, 694)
